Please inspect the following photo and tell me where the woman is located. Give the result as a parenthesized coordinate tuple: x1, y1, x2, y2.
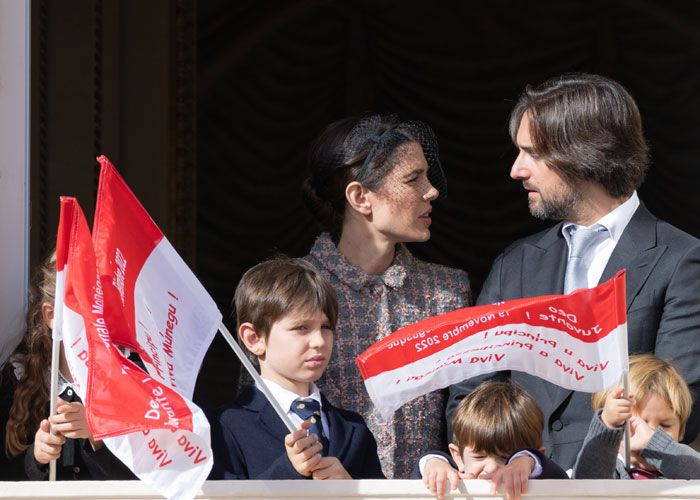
(2, 253, 133, 480)
(302, 114, 472, 478)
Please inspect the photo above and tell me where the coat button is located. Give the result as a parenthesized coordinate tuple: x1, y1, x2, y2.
(551, 420, 564, 431)
(73, 466, 81, 474)
(67, 389, 74, 397)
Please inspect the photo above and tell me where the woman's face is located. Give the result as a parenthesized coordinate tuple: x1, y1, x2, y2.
(366, 141, 439, 243)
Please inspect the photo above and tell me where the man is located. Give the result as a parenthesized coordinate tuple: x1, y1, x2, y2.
(447, 73, 700, 471)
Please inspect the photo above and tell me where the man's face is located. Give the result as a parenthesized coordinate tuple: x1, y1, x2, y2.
(510, 112, 581, 221)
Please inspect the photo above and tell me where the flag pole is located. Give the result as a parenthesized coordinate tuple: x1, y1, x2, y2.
(48, 260, 67, 483)
(218, 323, 296, 433)
(622, 372, 631, 470)
(47, 337, 60, 481)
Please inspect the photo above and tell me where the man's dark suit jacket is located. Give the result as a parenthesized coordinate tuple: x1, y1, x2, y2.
(447, 203, 700, 471)
(209, 385, 385, 479)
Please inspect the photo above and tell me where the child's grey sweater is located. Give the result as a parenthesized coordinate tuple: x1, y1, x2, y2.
(573, 410, 700, 479)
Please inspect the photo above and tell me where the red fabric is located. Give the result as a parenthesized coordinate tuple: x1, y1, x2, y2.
(58, 197, 193, 439)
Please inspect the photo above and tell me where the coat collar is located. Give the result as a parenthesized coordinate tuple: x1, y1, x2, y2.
(600, 203, 665, 310)
(520, 223, 568, 297)
(238, 386, 289, 445)
(308, 233, 410, 291)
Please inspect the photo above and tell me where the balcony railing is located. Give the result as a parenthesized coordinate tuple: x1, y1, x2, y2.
(3, 479, 700, 499)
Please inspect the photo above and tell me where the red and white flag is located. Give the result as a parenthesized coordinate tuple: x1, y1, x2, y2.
(357, 271, 629, 420)
(55, 197, 212, 500)
(92, 155, 221, 399)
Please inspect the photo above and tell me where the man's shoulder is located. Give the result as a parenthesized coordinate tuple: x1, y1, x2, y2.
(629, 204, 700, 254)
(654, 217, 700, 247)
(498, 224, 563, 257)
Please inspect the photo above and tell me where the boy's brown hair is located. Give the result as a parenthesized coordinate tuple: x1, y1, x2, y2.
(234, 256, 338, 340)
(592, 354, 692, 438)
(452, 380, 544, 456)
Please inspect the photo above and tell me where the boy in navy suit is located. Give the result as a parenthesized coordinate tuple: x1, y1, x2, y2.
(415, 381, 567, 500)
(209, 257, 384, 480)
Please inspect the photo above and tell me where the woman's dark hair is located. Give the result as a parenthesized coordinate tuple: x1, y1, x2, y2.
(5, 252, 55, 457)
(302, 114, 444, 239)
(509, 73, 649, 198)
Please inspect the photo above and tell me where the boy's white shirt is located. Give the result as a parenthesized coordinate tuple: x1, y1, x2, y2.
(418, 450, 543, 478)
(257, 377, 330, 439)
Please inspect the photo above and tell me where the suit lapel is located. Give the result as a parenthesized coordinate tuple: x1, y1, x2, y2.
(521, 224, 568, 298)
(599, 203, 665, 310)
(520, 225, 568, 406)
(241, 386, 289, 444)
(322, 395, 354, 459)
(546, 204, 662, 412)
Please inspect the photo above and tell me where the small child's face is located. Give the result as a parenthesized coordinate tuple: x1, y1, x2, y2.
(448, 443, 507, 479)
(636, 393, 682, 442)
(257, 307, 333, 395)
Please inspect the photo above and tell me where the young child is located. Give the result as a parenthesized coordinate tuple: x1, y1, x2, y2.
(415, 381, 567, 500)
(573, 353, 700, 479)
(209, 257, 384, 480)
(3, 252, 132, 480)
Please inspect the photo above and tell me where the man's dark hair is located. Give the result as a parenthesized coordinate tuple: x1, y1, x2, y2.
(509, 73, 649, 198)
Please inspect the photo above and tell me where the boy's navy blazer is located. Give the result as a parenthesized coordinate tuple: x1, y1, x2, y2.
(209, 385, 385, 479)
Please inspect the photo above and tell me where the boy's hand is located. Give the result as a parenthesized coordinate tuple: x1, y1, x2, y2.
(33, 419, 65, 465)
(601, 387, 634, 429)
(50, 398, 92, 440)
(486, 455, 533, 500)
(311, 457, 352, 480)
(628, 415, 655, 451)
(285, 420, 323, 477)
(422, 458, 461, 499)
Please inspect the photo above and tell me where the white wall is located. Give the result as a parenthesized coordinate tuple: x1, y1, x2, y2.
(0, 0, 31, 366)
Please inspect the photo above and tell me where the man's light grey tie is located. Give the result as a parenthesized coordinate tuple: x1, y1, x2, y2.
(564, 225, 607, 294)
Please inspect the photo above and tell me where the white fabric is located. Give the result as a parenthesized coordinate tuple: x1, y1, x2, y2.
(509, 450, 543, 478)
(133, 238, 222, 399)
(418, 450, 543, 478)
(259, 377, 330, 438)
(418, 454, 449, 475)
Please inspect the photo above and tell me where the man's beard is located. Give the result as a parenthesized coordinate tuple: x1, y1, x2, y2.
(529, 180, 582, 221)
